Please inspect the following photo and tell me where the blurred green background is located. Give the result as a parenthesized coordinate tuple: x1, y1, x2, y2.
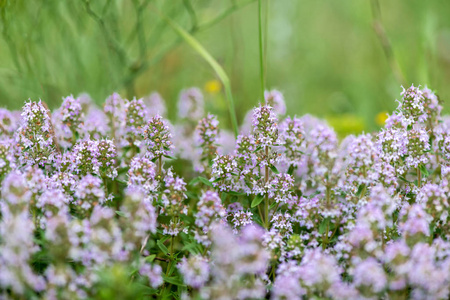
(1, 0, 449, 134)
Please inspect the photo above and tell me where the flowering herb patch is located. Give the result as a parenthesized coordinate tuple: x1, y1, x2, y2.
(1, 86, 450, 299)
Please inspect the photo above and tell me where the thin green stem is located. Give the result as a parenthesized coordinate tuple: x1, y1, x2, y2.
(326, 181, 331, 205)
(369, 0, 406, 86)
(322, 221, 330, 250)
(257, 203, 264, 225)
(165, 235, 175, 276)
(158, 156, 162, 175)
(257, 0, 265, 99)
(329, 219, 340, 240)
(264, 195, 269, 229)
(200, 0, 257, 30)
(182, 0, 198, 30)
(161, 13, 239, 136)
(82, 0, 127, 65)
(264, 0, 269, 86)
(224, 83, 239, 137)
(264, 146, 269, 229)
(123, 0, 257, 96)
(102, 176, 108, 195)
(417, 167, 422, 188)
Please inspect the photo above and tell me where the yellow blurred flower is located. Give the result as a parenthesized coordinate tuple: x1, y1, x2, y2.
(204, 79, 221, 94)
(375, 111, 388, 126)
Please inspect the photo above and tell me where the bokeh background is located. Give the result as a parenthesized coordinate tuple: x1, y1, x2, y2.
(1, 0, 450, 135)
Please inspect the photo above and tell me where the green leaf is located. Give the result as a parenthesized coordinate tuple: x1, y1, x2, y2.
(145, 254, 156, 263)
(398, 176, 411, 183)
(163, 154, 177, 160)
(251, 194, 264, 208)
(114, 178, 128, 185)
(185, 191, 198, 199)
(226, 191, 246, 196)
(269, 164, 279, 174)
(198, 176, 213, 187)
(287, 164, 295, 175)
(157, 240, 169, 255)
(115, 210, 127, 217)
(308, 190, 320, 199)
(269, 202, 278, 210)
(356, 184, 366, 197)
(319, 218, 330, 234)
(181, 242, 201, 255)
(419, 164, 429, 177)
(252, 146, 262, 153)
(162, 275, 186, 287)
(188, 177, 200, 186)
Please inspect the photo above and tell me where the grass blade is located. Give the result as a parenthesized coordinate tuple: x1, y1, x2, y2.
(161, 14, 239, 137)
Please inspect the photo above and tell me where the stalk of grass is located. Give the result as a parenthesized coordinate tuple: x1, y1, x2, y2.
(370, 0, 406, 86)
(162, 14, 239, 137)
(258, 0, 265, 100)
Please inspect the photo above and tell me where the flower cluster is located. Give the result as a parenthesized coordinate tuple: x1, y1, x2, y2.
(70, 139, 117, 179)
(17, 100, 57, 166)
(194, 113, 220, 173)
(2, 85, 450, 299)
(142, 114, 173, 159)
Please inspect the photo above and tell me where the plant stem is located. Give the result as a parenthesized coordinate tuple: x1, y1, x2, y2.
(369, 0, 406, 86)
(102, 176, 108, 195)
(161, 14, 239, 136)
(123, 0, 257, 91)
(158, 155, 162, 175)
(417, 167, 422, 188)
(322, 221, 329, 250)
(140, 234, 150, 254)
(257, 202, 264, 224)
(258, 0, 265, 99)
(326, 181, 331, 205)
(165, 235, 175, 276)
(264, 146, 269, 229)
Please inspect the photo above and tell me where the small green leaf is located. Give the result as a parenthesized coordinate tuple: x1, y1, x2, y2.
(287, 164, 295, 175)
(252, 146, 262, 153)
(356, 184, 366, 197)
(419, 164, 429, 177)
(198, 176, 213, 187)
(269, 164, 279, 174)
(185, 191, 198, 199)
(308, 190, 320, 199)
(162, 275, 186, 286)
(163, 155, 177, 160)
(145, 254, 156, 263)
(157, 240, 169, 255)
(226, 191, 246, 196)
(319, 218, 330, 234)
(114, 178, 128, 185)
(251, 194, 264, 208)
(188, 177, 200, 186)
(181, 242, 201, 255)
(115, 210, 127, 217)
(398, 176, 411, 183)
